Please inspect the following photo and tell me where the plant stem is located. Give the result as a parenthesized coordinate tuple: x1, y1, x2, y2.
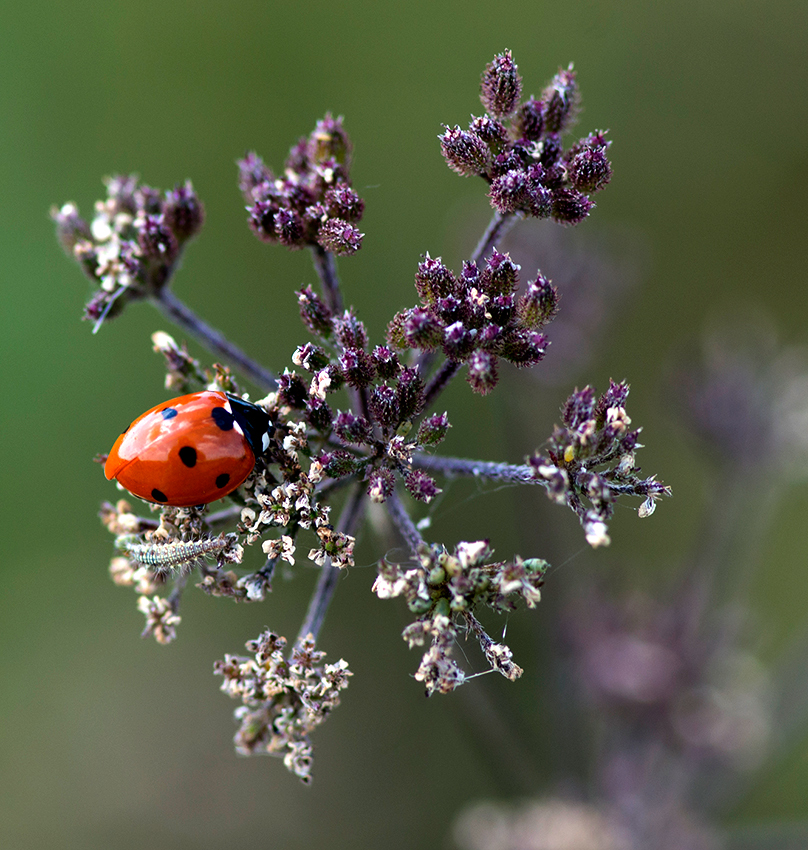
(470, 211, 518, 266)
(296, 482, 367, 645)
(385, 488, 426, 557)
(422, 358, 462, 412)
(413, 454, 538, 484)
(155, 288, 278, 391)
(310, 245, 343, 315)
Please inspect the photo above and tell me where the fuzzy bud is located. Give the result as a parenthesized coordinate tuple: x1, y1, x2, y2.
(542, 65, 578, 134)
(367, 468, 395, 503)
(334, 410, 372, 445)
(292, 342, 330, 373)
(489, 169, 529, 214)
(319, 450, 360, 478)
(415, 255, 457, 304)
(163, 181, 204, 241)
(339, 348, 376, 388)
(551, 188, 594, 225)
(517, 273, 559, 328)
(369, 384, 400, 429)
(372, 345, 400, 380)
(435, 295, 463, 325)
(324, 185, 364, 222)
(335, 310, 368, 350)
(306, 397, 334, 432)
(440, 126, 492, 177)
(488, 293, 514, 326)
(466, 350, 499, 395)
(481, 250, 520, 295)
(417, 412, 451, 447)
(442, 322, 476, 360)
(396, 367, 425, 421)
(277, 371, 309, 409)
(401, 308, 444, 350)
(405, 470, 440, 503)
(307, 114, 352, 168)
(469, 114, 508, 150)
(137, 214, 177, 266)
(514, 97, 544, 141)
(498, 329, 548, 367)
(480, 50, 522, 120)
(567, 134, 612, 193)
(274, 208, 305, 247)
(298, 285, 334, 338)
(52, 203, 92, 255)
(237, 152, 273, 199)
(317, 218, 363, 255)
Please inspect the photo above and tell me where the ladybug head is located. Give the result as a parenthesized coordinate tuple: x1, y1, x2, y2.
(226, 394, 273, 456)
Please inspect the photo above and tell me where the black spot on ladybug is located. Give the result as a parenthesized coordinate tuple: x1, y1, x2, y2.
(161, 408, 178, 420)
(215, 473, 231, 489)
(211, 406, 235, 431)
(178, 446, 197, 468)
(151, 488, 168, 502)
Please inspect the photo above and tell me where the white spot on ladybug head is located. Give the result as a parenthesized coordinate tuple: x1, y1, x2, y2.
(262, 431, 270, 452)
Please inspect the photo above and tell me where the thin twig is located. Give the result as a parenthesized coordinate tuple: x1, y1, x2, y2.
(295, 483, 367, 646)
(154, 288, 278, 391)
(310, 245, 343, 315)
(384, 488, 426, 557)
(470, 211, 518, 267)
(422, 358, 462, 413)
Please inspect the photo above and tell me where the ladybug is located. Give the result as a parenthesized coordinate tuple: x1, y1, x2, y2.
(105, 391, 272, 507)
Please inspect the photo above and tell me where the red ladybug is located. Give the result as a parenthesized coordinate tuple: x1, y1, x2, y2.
(105, 391, 272, 507)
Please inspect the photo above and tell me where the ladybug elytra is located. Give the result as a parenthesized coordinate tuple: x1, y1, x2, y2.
(105, 391, 272, 507)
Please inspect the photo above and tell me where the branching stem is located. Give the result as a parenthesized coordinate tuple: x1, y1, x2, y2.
(413, 454, 539, 485)
(310, 245, 343, 315)
(296, 482, 367, 646)
(155, 288, 278, 391)
(385, 488, 426, 557)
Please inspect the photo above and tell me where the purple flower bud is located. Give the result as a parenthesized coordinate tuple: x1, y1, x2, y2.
(481, 250, 520, 295)
(523, 164, 553, 217)
(51, 203, 91, 255)
(517, 273, 559, 328)
(401, 307, 443, 350)
(498, 329, 548, 367)
(369, 384, 400, 429)
(249, 199, 280, 242)
(567, 137, 612, 193)
(405, 470, 440, 503)
(489, 169, 529, 214)
(460, 260, 481, 289)
(469, 115, 508, 149)
(104, 175, 139, 214)
(537, 133, 563, 169)
(466, 350, 499, 395)
(136, 185, 163, 215)
(396, 367, 425, 420)
(274, 207, 305, 247)
(335, 310, 368, 350)
(306, 113, 352, 168)
(298, 285, 334, 338)
(293, 342, 330, 372)
(595, 379, 630, 418)
(442, 321, 476, 359)
(372, 345, 400, 379)
(306, 397, 334, 432)
(514, 97, 545, 141)
(334, 410, 372, 444)
(562, 386, 596, 428)
(439, 126, 492, 177)
(237, 152, 273, 200)
(435, 295, 463, 325)
(138, 214, 177, 265)
(488, 293, 514, 326)
(480, 50, 522, 120)
(277, 371, 309, 409)
(417, 412, 451, 447)
(542, 65, 578, 134)
(324, 185, 365, 222)
(339, 348, 376, 388)
(477, 323, 504, 348)
(367, 467, 395, 503)
(415, 255, 457, 304)
(551, 188, 594, 225)
(319, 450, 360, 478)
(317, 217, 363, 255)
(163, 181, 204, 241)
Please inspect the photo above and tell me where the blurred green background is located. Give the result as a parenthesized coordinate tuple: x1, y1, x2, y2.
(3, 0, 808, 847)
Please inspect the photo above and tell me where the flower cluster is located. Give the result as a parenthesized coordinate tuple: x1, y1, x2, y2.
(56, 51, 669, 781)
(52, 177, 204, 330)
(388, 250, 558, 394)
(239, 114, 364, 256)
(374, 540, 546, 694)
(213, 631, 351, 783)
(530, 380, 671, 546)
(440, 51, 611, 225)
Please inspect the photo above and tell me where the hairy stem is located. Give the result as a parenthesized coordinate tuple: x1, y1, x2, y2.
(413, 454, 538, 484)
(155, 288, 278, 391)
(422, 358, 462, 412)
(385, 488, 426, 557)
(310, 245, 343, 315)
(470, 211, 518, 267)
(296, 483, 367, 646)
